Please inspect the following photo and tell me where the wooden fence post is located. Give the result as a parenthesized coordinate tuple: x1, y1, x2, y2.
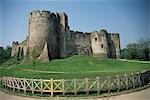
(23, 78, 26, 93)
(5, 76, 6, 88)
(62, 79, 65, 96)
(137, 72, 142, 87)
(96, 77, 100, 94)
(124, 74, 128, 90)
(1, 76, 3, 86)
(131, 73, 135, 88)
(4, 76, 6, 88)
(12, 77, 15, 91)
(17, 77, 20, 92)
(51, 78, 54, 97)
(32, 78, 34, 94)
(116, 75, 120, 92)
(7, 77, 9, 89)
(107, 76, 111, 93)
(41, 79, 43, 95)
(9, 77, 11, 90)
(11, 77, 13, 90)
(74, 79, 77, 96)
(4, 77, 7, 88)
(85, 78, 89, 95)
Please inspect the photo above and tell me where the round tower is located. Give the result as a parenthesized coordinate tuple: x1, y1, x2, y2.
(98, 29, 109, 58)
(28, 10, 58, 59)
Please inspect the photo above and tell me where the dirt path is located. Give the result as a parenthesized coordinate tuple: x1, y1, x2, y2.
(119, 59, 150, 63)
(22, 68, 140, 74)
(0, 88, 150, 100)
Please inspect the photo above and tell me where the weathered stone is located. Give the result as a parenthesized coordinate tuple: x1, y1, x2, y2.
(38, 43, 49, 62)
(11, 38, 27, 58)
(11, 10, 121, 61)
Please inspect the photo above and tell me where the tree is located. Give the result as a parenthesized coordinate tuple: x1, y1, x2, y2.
(31, 48, 41, 75)
(0, 47, 5, 63)
(0, 46, 12, 63)
(121, 38, 150, 61)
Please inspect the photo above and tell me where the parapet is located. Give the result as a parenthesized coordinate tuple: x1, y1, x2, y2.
(12, 41, 19, 45)
(12, 41, 19, 47)
(99, 29, 107, 33)
(58, 12, 67, 18)
(70, 30, 74, 33)
(51, 13, 57, 19)
(75, 31, 83, 34)
(29, 10, 51, 19)
(110, 33, 120, 38)
(85, 32, 91, 34)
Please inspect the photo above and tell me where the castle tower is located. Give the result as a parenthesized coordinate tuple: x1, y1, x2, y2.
(111, 33, 121, 59)
(28, 10, 59, 60)
(90, 30, 109, 58)
(11, 41, 19, 57)
(99, 30, 109, 57)
(57, 13, 69, 58)
(58, 12, 68, 31)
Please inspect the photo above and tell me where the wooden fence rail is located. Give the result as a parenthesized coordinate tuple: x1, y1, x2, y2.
(0, 72, 143, 96)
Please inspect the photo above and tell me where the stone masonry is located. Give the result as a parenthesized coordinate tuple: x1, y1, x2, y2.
(11, 10, 121, 61)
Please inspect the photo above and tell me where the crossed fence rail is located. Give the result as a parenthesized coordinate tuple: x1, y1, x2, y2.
(0, 72, 143, 96)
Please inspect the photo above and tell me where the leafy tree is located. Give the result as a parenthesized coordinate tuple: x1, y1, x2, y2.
(0, 47, 5, 63)
(31, 48, 41, 75)
(121, 38, 150, 61)
(0, 46, 12, 63)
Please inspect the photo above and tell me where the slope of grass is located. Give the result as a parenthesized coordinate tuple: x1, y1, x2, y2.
(1, 55, 150, 79)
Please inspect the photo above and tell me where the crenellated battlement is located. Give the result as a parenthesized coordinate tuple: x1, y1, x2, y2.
(99, 29, 107, 33)
(29, 10, 51, 19)
(12, 41, 19, 45)
(111, 33, 120, 38)
(29, 10, 68, 20)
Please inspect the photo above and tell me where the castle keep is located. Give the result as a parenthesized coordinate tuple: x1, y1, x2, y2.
(11, 10, 121, 61)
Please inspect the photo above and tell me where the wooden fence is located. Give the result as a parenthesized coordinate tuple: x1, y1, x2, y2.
(0, 72, 142, 96)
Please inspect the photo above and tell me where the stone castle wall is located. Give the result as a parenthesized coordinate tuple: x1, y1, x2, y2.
(110, 33, 121, 59)
(11, 38, 27, 59)
(11, 10, 121, 61)
(74, 31, 92, 55)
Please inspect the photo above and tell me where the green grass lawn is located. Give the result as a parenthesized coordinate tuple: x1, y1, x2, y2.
(1, 55, 150, 79)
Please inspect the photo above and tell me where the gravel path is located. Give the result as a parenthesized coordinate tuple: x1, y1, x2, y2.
(0, 88, 150, 100)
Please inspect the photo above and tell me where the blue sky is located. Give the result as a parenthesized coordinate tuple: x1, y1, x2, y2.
(0, 0, 149, 49)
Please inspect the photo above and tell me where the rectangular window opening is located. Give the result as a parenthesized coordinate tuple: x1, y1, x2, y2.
(101, 44, 103, 48)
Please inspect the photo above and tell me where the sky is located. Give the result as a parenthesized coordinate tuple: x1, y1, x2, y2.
(0, 0, 149, 49)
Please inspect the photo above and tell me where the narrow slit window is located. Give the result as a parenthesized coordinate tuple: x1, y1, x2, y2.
(101, 44, 103, 48)
(95, 38, 97, 41)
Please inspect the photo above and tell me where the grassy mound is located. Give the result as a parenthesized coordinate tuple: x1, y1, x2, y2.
(1, 55, 150, 79)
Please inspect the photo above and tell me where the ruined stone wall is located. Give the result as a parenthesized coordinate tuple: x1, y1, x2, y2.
(57, 13, 69, 58)
(11, 41, 19, 57)
(11, 39, 27, 59)
(110, 33, 121, 59)
(63, 30, 77, 57)
(90, 30, 109, 58)
(19, 39, 28, 56)
(107, 33, 115, 58)
(74, 31, 92, 55)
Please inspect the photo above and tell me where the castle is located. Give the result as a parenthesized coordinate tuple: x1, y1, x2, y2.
(11, 10, 121, 61)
